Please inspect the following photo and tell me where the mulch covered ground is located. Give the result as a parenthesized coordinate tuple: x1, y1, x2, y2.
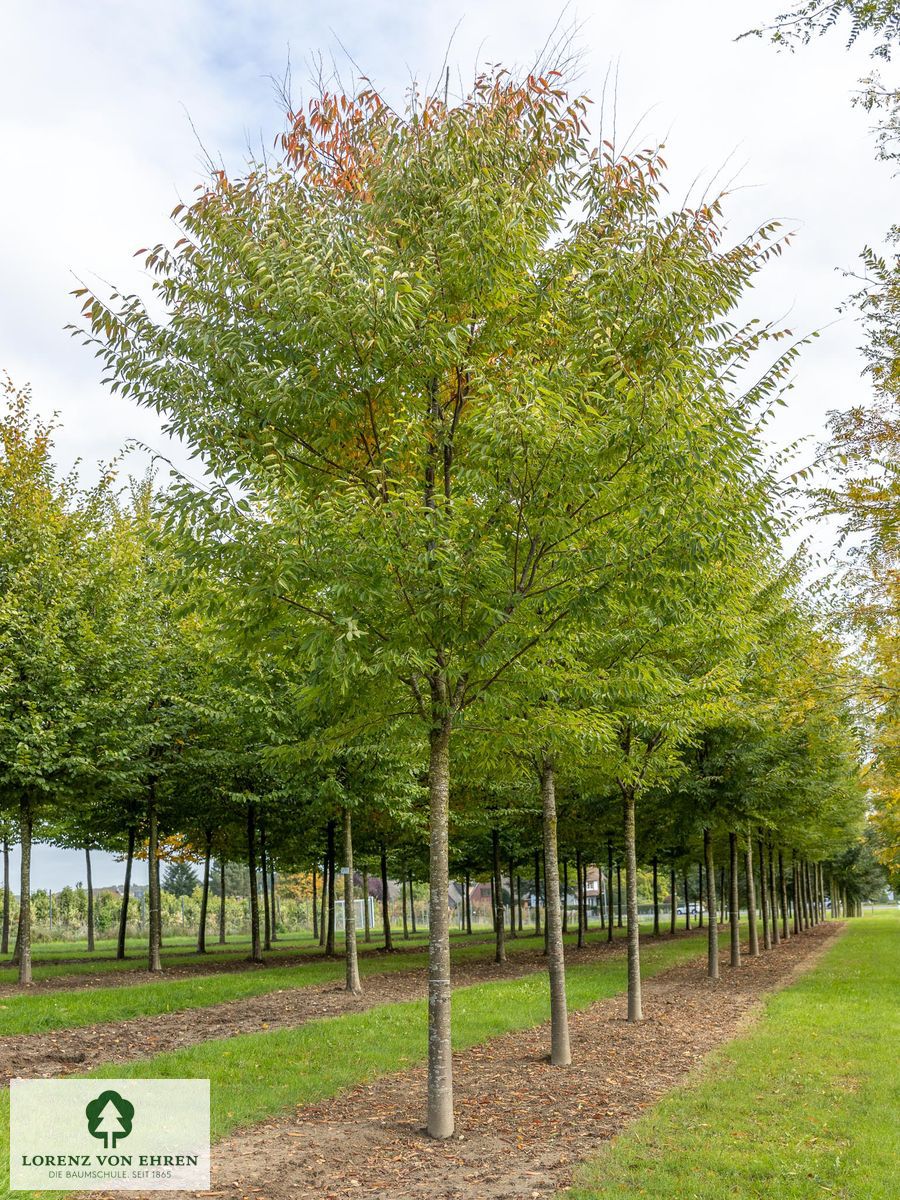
(137, 922, 841, 1200)
(0, 932, 675, 1083)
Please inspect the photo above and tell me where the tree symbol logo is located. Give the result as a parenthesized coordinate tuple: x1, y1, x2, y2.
(85, 1090, 134, 1149)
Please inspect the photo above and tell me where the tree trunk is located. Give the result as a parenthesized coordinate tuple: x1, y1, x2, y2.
(1, 836, 9, 956)
(218, 858, 227, 944)
(622, 788, 643, 1021)
(318, 846, 328, 947)
(117, 827, 135, 960)
(669, 864, 676, 935)
(745, 836, 759, 957)
(758, 838, 771, 951)
(719, 866, 726, 924)
(247, 801, 262, 963)
(380, 844, 393, 951)
(147, 781, 162, 973)
(533, 849, 542, 937)
(343, 807, 361, 994)
(362, 868, 371, 942)
(508, 857, 517, 938)
(85, 847, 95, 952)
(575, 848, 584, 949)
(464, 868, 472, 935)
(778, 849, 790, 940)
(270, 868, 278, 940)
(683, 872, 691, 931)
(425, 713, 454, 1139)
(697, 862, 704, 928)
(729, 832, 741, 969)
(198, 829, 212, 954)
(18, 797, 33, 985)
(540, 757, 571, 1065)
(326, 819, 336, 956)
(616, 861, 623, 927)
(704, 828, 718, 980)
(402, 875, 409, 940)
(581, 857, 589, 935)
(516, 873, 523, 931)
(791, 855, 801, 934)
(768, 842, 780, 944)
(260, 822, 271, 952)
(492, 828, 505, 963)
(410, 871, 418, 935)
(607, 841, 615, 943)
(652, 858, 659, 936)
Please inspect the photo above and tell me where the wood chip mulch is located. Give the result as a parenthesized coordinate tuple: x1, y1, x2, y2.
(114, 921, 842, 1200)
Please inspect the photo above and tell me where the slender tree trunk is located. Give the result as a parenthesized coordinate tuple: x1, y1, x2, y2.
(1, 836, 9, 956)
(540, 757, 571, 1065)
(683, 872, 691, 931)
(697, 862, 704, 928)
(607, 841, 615, 943)
(270, 868, 278, 940)
(581, 857, 589, 934)
(362, 867, 371, 942)
(616, 861, 623, 927)
(218, 858, 226, 944)
(260, 822, 271, 952)
(729, 832, 741, 968)
(652, 858, 659, 936)
(425, 713, 454, 1139)
(198, 829, 211, 954)
(623, 788, 643, 1021)
(758, 838, 771, 951)
(84, 847, 95, 952)
(562, 858, 569, 933)
(492, 828, 505, 963)
(465, 868, 472, 935)
(326, 819, 336, 956)
(343, 807, 361, 994)
(791, 855, 801, 934)
(380, 845, 394, 951)
(704, 828, 718, 980)
(779, 850, 790, 940)
(508, 857, 516, 938)
(745, 836, 759, 957)
(533, 849, 542, 937)
(117, 827, 135, 960)
(768, 842, 780, 944)
(599, 867, 606, 929)
(247, 801, 262, 963)
(318, 846, 328, 946)
(147, 781, 162, 973)
(575, 848, 585, 948)
(516, 873, 523, 932)
(18, 797, 33, 985)
(409, 871, 418, 935)
(402, 875, 409, 940)
(669, 864, 676, 935)
(719, 866, 726, 924)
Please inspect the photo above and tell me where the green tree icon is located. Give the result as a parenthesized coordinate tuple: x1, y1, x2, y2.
(85, 1090, 134, 1149)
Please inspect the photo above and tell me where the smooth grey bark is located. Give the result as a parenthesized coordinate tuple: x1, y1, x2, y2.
(197, 829, 212, 954)
(343, 807, 361, 994)
(533, 849, 542, 936)
(704, 828, 718, 980)
(697, 862, 704, 928)
(652, 858, 659, 936)
(779, 849, 790, 940)
(669, 864, 676, 935)
(218, 858, 227, 944)
(260, 821, 271, 952)
(380, 844, 393, 951)
(117, 827, 135, 960)
(270, 868, 278, 940)
(769, 842, 780, 945)
(1, 836, 9, 956)
(745, 836, 759, 957)
(410, 871, 418, 935)
(719, 866, 726, 924)
(492, 828, 505, 963)
(763, 840, 777, 950)
(425, 714, 454, 1139)
(18, 797, 33, 985)
(147, 782, 162, 973)
(540, 757, 571, 1065)
(792, 855, 801, 934)
(325, 819, 336, 956)
(402, 875, 409, 940)
(517, 873, 523, 931)
(362, 867, 371, 942)
(607, 842, 614, 943)
(246, 801, 262, 963)
(318, 853, 327, 946)
(623, 788, 643, 1021)
(616, 862, 623, 927)
(85, 847, 95, 952)
(729, 832, 741, 969)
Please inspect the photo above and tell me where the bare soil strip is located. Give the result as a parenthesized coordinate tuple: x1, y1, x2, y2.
(135, 922, 841, 1200)
(0, 933, 685, 1084)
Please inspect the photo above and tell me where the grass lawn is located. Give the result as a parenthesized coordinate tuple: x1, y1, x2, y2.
(566, 911, 899, 1200)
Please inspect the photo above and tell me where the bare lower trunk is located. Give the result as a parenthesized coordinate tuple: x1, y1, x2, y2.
(1, 836, 9, 956)
(492, 828, 505, 963)
(779, 850, 790, 940)
(362, 868, 371, 942)
(117, 827, 135, 960)
(426, 714, 454, 1139)
(745, 836, 759, 957)
(198, 829, 211, 954)
(409, 872, 417, 935)
(380, 844, 393, 951)
(758, 838, 771, 951)
(326, 819, 336, 956)
(516, 874, 523, 931)
(85, 848, 95, 952)
(769, 842, 780, 945)
(697, 862, 703, 928)
(616, 862, 623, 928)
(318, 843, 328, 947)
(508, 857, 516, 938)
(704, 828, 718, 980)
(247, 801, 262, 963)
(465, 868, 472, 935)
(562, 859, 568, 933)
(533, 849, 542, 937)
(540, 757, 571, 1065)
(218, 858, 227, 944)
(607, 842, 614, 943)
(669, 864, 676, 935)
(147, 782, 162, 973)
(792, 855, 801, 934)
(652, 858, 659, 936)
(683, 873, 691, 931)
(575, 847, 584, 949)
(18, 797, 33, 985)
(343, 807, 361, 994)
(402, 876, 409, 940)
(622, 788, 642, 1021)
(260, 822, 271, 952)
(729, 832, 741, 969)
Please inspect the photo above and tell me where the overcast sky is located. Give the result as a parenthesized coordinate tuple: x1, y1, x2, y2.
(2, 1, 893, 888)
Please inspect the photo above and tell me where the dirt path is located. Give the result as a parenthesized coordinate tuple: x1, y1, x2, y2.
(0, 932, 687, 1084)
(125, 921, 841, 1200)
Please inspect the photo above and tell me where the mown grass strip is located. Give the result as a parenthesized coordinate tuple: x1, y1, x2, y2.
(566, 913, 899, 1200)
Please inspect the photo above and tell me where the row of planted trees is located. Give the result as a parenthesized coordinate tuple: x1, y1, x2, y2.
(0, 63, 888, 1137)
